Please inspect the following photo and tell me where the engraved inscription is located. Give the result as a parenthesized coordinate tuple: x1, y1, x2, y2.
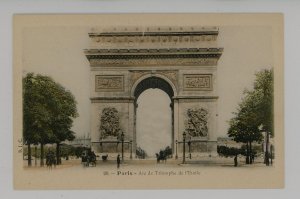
(184, 74, 212, 91)
(95, 75, 124, 91)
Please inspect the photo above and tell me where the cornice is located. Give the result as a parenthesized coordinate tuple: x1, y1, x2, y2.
(84, 48, 223, 54)
(84, 48, 223, 61)
(89, 26, 219, 37)
(89, 31, 218, 37)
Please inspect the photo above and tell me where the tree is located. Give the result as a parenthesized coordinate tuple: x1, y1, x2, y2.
(23, 73, 54, 166)
(228, 69, 273, 164)
(48, 82, 77, 165)
(253, 69, 274, 135)
(23, 73, 78, 166)
(247, 69, 273, 166)
(228, 94, 263, 164)
(253, 69, 274, 165)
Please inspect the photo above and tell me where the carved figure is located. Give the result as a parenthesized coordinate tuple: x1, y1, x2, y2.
(186, 108, 208, 137)
(99, 107, 121, 139)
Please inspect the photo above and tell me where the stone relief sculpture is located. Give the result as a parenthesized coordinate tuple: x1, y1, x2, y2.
(95, 75, 124, 91)
(183, 74, 212, 90)
(185, 108, 208, 137)
(99, 107, 121, 139)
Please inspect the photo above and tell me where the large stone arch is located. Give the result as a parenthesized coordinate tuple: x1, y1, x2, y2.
(85, 26, 223, 159)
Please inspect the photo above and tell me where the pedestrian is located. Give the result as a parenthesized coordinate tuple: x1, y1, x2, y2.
(117, 154, 121, 169)
(234, 155, 238, 167)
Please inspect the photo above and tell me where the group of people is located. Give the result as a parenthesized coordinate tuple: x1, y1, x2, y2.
(46, 150, 56, 168)
(45, 148, 122, 169)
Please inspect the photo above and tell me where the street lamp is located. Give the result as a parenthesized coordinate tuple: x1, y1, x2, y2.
(259, 124, 270, 166)
(130, 140, 133, 159)
(35, 145, 37, 166)
(265, 131, 270, 166)
(188, 137, 191, 159)
(182, 131, 186, 164)
(121, 131, 124, 162)
(175, 140, 178, 159)
(270, 144, 273, 166)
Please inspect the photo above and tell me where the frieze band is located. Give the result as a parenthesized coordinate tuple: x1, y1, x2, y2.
(95, 75, 124, 92)
(90, 57, 218, 67)
(183, 74, 212, 91)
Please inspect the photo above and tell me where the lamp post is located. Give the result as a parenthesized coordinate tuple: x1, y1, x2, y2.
(121, 131, 124, 162)
(188, 137, 191, 159)
(270, 144, 273, 165)
(175, 140, 178, 159)
(259, 124, 270, 166)
(265, 131, 270, 166)
(35, 145, 37, 166)
(130, 140, 133, 159)
(182, 132, 186, 164)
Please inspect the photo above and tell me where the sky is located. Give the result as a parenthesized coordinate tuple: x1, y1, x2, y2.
(136, 89, 172, 156)
(22, 25, 273, 143)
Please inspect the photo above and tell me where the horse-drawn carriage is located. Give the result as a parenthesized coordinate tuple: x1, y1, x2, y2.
(156, 146, 172, 163)
(81, 149, 97, 167)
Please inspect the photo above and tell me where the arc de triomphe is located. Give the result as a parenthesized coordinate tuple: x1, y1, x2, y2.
(84, 26, 223, 158)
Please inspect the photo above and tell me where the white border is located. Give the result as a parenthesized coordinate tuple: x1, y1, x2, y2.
(1, 0, 299, 198)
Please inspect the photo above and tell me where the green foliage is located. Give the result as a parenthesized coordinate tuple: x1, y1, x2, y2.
(240, 144, 258, 157)
(253, 69, 274, 135)
(23, 145, 84, 159)
(74, 146, 89, 158)
(60, 144, 75, 157)
(23, 73, 78, 146)
(228, 69, 273, 143)
(217, 145, 241, 157)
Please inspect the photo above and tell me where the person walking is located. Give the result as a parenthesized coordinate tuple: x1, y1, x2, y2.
(117, 154, 121, 169)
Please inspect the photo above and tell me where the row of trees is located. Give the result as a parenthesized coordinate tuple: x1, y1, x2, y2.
(227, 69, 273, 165)
(23, 144, 90, 160)
(23, 73, 78, 166)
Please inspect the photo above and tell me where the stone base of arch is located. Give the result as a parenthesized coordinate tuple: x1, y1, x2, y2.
(89, 95, 219, 159)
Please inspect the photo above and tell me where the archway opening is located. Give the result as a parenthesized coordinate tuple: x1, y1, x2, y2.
(136, 89, 172, 158)
(133, 76, 175, 159)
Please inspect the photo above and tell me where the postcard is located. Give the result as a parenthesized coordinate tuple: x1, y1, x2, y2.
(13, 13, 284, 189)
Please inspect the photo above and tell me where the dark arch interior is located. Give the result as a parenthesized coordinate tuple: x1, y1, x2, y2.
(134, 77, 174, 100)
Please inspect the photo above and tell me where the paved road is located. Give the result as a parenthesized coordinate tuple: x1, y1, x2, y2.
(23, 156, 270, 171)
